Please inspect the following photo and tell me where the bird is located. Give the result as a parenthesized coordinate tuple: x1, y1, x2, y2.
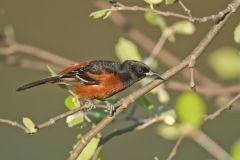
(16, 60, 163, 114)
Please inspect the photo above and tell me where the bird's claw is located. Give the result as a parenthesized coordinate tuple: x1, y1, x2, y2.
(104, 101, 116, 116)
(85, 100, 96, 111)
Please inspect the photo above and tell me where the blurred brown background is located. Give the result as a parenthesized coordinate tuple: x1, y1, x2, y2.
(0, 0, 239, 159)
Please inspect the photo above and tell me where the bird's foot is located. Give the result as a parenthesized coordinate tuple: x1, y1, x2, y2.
(104, 101, 116, 116)
(85, 99, 96, 111)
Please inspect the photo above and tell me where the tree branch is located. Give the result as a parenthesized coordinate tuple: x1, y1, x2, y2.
(115, 1, 233, 23)
(177, 0, 192, 18)
(0, 118, 29, 133)
(0, 104, 107, 134)
(36, 106, 85, 130)
(166, 135, 184, 160)
(100, 122, 143, 146)
(205, 93, 240, 121)
(191, 130, 232, 160)
(0, 26, 75, 69)
(68, 1, 240, 159)
(165, 81, 240, 97)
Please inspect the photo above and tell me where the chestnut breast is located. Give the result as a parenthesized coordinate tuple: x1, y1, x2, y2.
(73, 72, 124, 100)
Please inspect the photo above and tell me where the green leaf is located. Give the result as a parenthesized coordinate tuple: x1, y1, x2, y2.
(87, 109, 107, 124)
(94, 96, 119, 105)
(157, 124, 180, 140)
(232, 139, 240, 160)
(141, 96, 154, 110)
(66, 112, 84, 128)
(157, 85, 170, 104)
(175, 91, 206, 128)
(165, 0, 176, 5)
(208, 47, 240, 80)
(144, 0, 163, 5)
(73, 134, 83, 149)
(65, 95, 79, 110)
(234, 23, 240, 44)
(149, 59, 159, 70)
(22, 117, 37, 133)
(137, 96, 154, 110)
(161, 109, 176, 125)
(115, 38, 142, 62)
(167, 33, 176, 43)
(90, 9, 112, 19)
(96, 151, 104, 160)
(47, 65, 57, 76)
(77, 137, 100, 160)
(172, 21, 195, 35)
(47, 65, 69, 89)
(104, 96, 119, 104)
(150, 84, 170, 104)
(144, 12, 166, 30)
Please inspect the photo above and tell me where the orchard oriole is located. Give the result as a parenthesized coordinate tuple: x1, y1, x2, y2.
(16, 60, 163, 114)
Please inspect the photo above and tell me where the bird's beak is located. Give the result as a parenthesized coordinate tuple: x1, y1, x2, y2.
(145, 71, 164, 80)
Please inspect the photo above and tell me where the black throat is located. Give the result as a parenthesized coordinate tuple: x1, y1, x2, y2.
(117, 64, 145, 89)
(118, 72, 143, 89)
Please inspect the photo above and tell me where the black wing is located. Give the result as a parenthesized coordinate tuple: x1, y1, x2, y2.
(60, 60, 121, 85)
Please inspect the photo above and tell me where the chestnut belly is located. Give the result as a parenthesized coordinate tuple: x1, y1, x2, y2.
(73, 84, 123, 100)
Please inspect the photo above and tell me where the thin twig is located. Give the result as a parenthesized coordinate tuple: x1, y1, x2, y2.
(135, 116, 162, 130)
(68, 1, 240, 159)
(99, 122, 143, 146)
(114, 1, 234, 23)
(177, 0, 192, 18)
(144, 28, 171, 65)
(0, 118, 29, 133)
(91, 146, 103, 160)
(205, 93, 240, 121)
(165, 81, 240, 97)
(0, 104, 107, 133)
(36, 106, 85, 129)
(191, 130, 232, 160)
(166, 135, 184, 160)
(188, 55, 196, 90)
(2, 55, 62, 71)
(0, 26, 76, 68)
(14, 43, 76, 67)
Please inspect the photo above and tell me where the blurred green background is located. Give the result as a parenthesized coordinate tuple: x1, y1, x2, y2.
(0, 0, 239, 160)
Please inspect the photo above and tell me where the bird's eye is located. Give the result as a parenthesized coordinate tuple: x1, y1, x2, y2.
(137, 68, 144, 74)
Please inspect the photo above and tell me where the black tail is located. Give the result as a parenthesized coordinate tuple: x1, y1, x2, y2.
(16, 76, 61, 91)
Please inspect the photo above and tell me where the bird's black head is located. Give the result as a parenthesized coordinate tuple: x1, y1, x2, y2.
(118, 60, 163, 88)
